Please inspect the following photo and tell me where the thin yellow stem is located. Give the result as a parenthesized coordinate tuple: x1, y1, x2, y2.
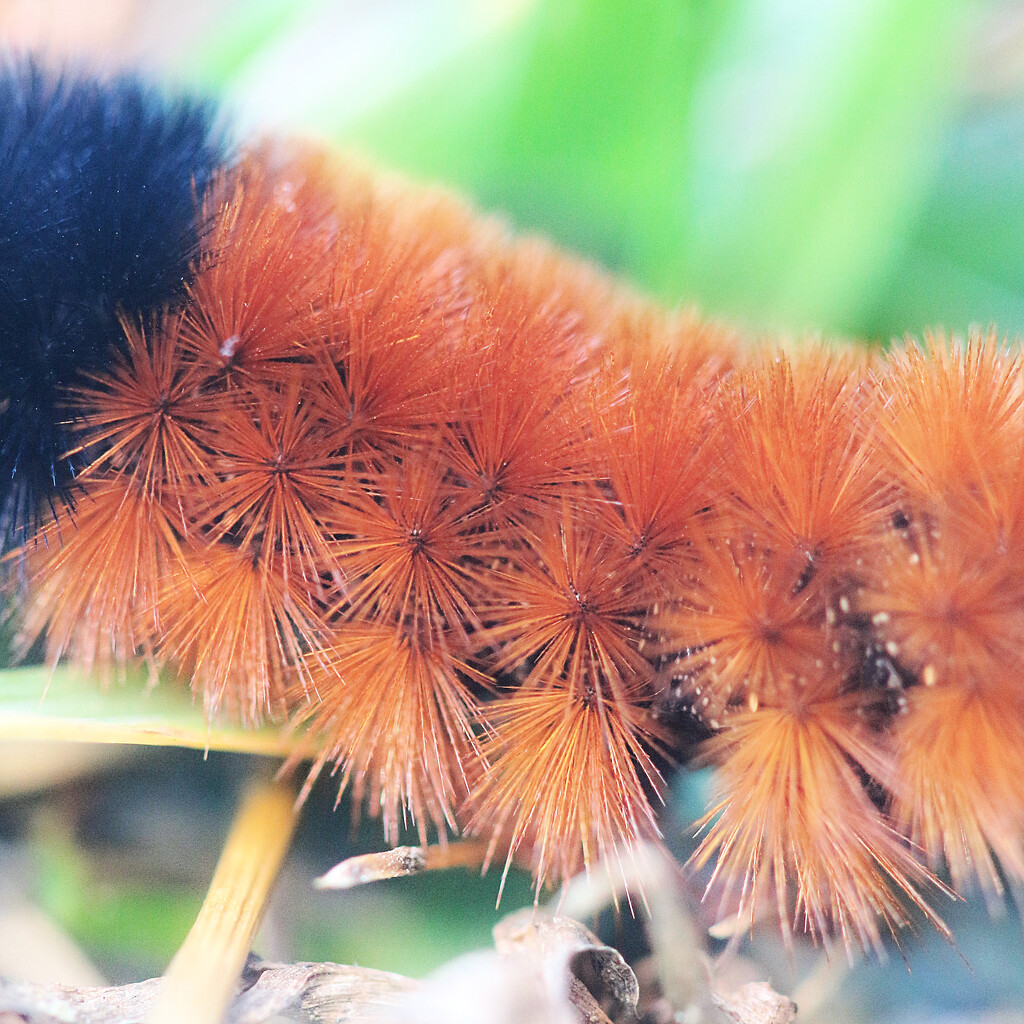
(147, 776, 299, 1024)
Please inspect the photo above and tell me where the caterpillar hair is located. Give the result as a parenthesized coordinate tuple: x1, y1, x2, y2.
(0, 56, 223, 547)
(7, 55, 1024, 957)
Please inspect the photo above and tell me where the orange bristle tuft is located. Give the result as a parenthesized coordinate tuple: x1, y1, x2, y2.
(21, 317, 208, 673)
(477, 498, 654, 698)
(477, 235, 633, 360)
(180, 148, 341, 381)
(69, 313, 210, 502)
(439, 292, 594, 525)
(292, 624, 486, 843)
(855, 331, 1024, 903)
(871, 332, 1024, 527)
(589, 348, 722, 585)
(22, 477, 183, 673)
(891, 685, 1024, 908)
(309, 305, 449, 459)
(694, 696, 948, 955)
(661, 533, 852, 721)
(467, 499, 662, 888)
(858, 517, 1024, 693)
(600, 303, 739, 379)
(324, 451, 488, 649)
(710, 348, 889, 579)
(309, 196, 476, 457)
(155, 542, 320, 722)
(469, 685, 662, 892)
(188, 375, 346, 590)
(857, 381, 1024, 904)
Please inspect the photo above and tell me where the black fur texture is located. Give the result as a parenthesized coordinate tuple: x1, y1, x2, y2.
(0, 57, 224, 548)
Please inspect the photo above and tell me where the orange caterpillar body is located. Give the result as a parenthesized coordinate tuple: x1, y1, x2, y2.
(20, 142, 1024, 955)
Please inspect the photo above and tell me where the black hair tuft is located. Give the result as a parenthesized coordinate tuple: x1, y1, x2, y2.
(0, 56, 226, 548)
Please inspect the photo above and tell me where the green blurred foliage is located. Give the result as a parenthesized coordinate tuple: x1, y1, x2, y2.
(341, 0, 967, 337)
(188, 0, 1024, 342)
(32, 829, 204, 979)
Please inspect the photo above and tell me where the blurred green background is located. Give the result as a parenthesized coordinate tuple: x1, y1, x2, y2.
(178, 0, 1024, 343)
(4, 1, 1024, 1020)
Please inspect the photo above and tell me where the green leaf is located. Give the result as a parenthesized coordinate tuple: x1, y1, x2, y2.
(677, 0, 969, 335)
(0, 666, 304, 757)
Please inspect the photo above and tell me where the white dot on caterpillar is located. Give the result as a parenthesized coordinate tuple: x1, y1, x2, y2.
(885, 641, 899, 657)
(748, 692, 759, 712)
(219, 334, 240, 359)
(872, 612, 890, 626)
(922, 664, 938, 686)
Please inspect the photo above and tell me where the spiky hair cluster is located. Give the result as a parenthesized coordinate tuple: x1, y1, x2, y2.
(9, 60, 1024, 957)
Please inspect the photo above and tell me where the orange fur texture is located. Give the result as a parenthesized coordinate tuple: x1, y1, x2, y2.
(18, 141, 1024, 955)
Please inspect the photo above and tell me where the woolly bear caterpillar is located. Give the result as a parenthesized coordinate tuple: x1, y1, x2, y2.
(4, 56, 1021, 955)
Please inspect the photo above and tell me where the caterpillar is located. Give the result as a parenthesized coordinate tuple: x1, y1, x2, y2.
(3, 56, 1021, 957)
